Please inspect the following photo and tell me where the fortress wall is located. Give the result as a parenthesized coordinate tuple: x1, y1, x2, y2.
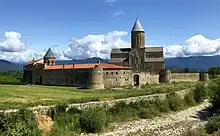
(42, 70, 70, 86)
(133, 72, 159, 85)
(42, 69, 90, 87)
(32, 67, 43, 84)
(103, 69, 133, 87)
(170, 73, 199, 82)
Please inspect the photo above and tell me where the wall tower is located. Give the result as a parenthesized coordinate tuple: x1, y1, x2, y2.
(43, 48, 56, 65)
(88, 64, 104, 90)
(131, 19, 145, 48)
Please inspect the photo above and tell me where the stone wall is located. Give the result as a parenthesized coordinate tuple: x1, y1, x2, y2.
(103, 69, 133, 87)
(134, 72, 159, 85)
(171, 73, 199, 82)
(42, 69, 90, 87)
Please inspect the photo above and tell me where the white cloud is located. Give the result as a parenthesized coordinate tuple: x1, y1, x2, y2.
(1, 31, 220, 63)
(0, 32, 26, 52)
(63, 31, 129, 59)
(163, 34, 220, 58)
(0, 49, 44, 62)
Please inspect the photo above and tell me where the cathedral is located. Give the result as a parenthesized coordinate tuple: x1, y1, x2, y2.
(23, 19, 166, 89)
(109, 19, 165, 74)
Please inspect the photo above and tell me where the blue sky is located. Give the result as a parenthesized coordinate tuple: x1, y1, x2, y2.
(0, 0, 220, 62)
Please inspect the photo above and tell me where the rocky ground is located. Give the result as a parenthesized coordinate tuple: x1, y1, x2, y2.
(83, 100, 210, 136)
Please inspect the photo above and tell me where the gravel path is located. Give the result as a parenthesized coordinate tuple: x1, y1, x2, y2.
(84, 100, 210, 136)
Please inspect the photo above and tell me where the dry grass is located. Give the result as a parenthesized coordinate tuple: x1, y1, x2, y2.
(36, 115, 53, 136)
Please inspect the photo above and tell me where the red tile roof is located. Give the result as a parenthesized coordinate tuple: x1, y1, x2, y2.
(43, 63, 130, 70)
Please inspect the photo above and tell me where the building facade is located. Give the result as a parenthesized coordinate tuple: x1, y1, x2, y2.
(23, 19, 166, 89)
(109, 19, 165, 74)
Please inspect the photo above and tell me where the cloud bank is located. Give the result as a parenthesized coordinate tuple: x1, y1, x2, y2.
(0, 32, 26, 52)
(1, 31, 220, 63)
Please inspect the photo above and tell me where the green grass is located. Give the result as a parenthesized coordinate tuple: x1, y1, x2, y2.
(0, 81, 196, 110)
(0, 71, 23, 85)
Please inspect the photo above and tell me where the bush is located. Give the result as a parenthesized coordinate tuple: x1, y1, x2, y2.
(49, 107, 82, 136)
(0, 108, 42, 136)
(184, 91, 196, 106)
(79, 108, 107, 133)
(138, 107, 160, 119)
(49, 113, 80, 136)
(208, 79, 220, 110)
(205, 115, 220, 134)
(166, 92, 185, 111)
(108, 101, 134, 122)
(193, 82, 207, 103)
(154, 98, 170, 113)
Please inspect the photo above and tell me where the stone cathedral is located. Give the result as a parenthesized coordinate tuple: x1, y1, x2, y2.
(23, 19, 167, 89)
(109, 19, 165, 74)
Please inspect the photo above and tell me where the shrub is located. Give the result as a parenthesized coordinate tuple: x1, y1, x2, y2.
(108, 101, 134, 122)
(49, 113, 80, 136)
(193, 82, 207, 103)
(208, 79, 220, 110)
(184, 91, 196, 106)
(205, 115, 220, 134)
(0, 108, 42, 136)
(154, 98, 170, 113)
(166, 92, 185, 111)
(138, 107, 160, 119)
(79, 108, 107, 133)
(49, 107, 82, 136)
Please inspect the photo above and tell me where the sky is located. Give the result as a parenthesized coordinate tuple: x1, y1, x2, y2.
(0, 0, 220, 62)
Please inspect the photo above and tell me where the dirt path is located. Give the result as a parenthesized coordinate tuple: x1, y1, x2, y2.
(85, 100, 210, 136)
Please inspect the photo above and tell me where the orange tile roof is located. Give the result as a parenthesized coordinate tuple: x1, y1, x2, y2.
(43, 63, 130, 70)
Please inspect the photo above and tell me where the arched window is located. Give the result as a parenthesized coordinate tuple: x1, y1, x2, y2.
(51, 60, 54, 65)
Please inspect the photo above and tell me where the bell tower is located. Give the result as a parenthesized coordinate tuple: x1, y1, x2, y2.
(43, 48, 56, 65)
(131, 19, 145, 48)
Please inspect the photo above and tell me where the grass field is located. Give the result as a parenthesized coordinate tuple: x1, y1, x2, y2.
(0, 81, 196, 110)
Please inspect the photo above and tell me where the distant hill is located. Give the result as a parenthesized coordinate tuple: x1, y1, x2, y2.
(1, 55, 220, 71)
(0, 59, 23, 71)
(55, 57, 109, 65)
(164, 55, 220, 70)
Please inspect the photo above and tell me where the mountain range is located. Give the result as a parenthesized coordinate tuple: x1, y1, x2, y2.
(1, 55, 220, 71)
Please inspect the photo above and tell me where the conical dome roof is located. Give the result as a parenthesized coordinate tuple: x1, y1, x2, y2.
(131, 19, 144, 32)
(43, 48, 55, 59)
